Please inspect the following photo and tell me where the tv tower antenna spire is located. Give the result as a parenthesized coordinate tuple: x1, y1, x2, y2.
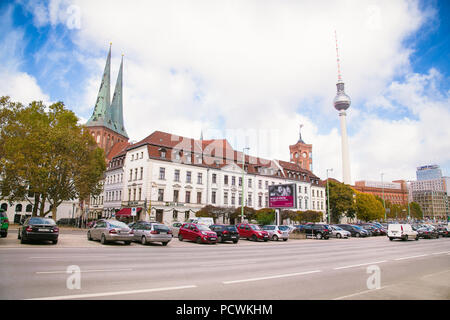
(335, 30, 343, 83)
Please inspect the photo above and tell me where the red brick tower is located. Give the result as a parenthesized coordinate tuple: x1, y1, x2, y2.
(289, 124, 313, 171)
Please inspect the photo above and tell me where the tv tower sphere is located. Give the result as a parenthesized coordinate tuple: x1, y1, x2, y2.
(334, 81, 351, 111)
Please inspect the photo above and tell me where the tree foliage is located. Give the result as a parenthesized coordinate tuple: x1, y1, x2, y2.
(327, 180, 356, 223)
(355, 192, 384, 222)
(255, 208, 275, 225)
(409, 202, 423, 219)
(0, 96, 106, 220)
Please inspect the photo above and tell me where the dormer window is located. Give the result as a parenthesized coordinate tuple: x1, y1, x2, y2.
(159, 148, 167, 158)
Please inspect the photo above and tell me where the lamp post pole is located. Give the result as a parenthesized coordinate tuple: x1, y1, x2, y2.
(381, 173, 386, 221)
(326, 168, 333, 224)
(241, 147, 250, 223)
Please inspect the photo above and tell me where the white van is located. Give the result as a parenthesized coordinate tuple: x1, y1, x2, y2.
(188, 217, 214, 227)
(387, 224, 418, 241)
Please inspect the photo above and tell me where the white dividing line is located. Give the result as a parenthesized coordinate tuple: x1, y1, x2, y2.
(36, 268, 133, 274)
(432, 251, 450, 255)
(30, 256, 108, 259)
(222, 270, 321, 284)
(395, 254, 428, 261)
(25, 285, 197, 300)
(333, 261, 387, 270)
(333, 286, 392, 300)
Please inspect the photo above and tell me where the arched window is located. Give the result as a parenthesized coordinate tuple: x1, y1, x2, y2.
(26, 204, 33, 212)
(15, 204, 22, 212)
(1, 203, 7, 211)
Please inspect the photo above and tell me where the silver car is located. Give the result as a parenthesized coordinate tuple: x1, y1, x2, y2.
(262, 225, 290, 241)
(330, 225, 351, 238)
(87, 219, 134, 245)
(170, 222, 183, 237)
(132, 222, 173, 246)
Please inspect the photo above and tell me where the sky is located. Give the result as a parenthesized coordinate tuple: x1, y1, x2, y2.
(0, 0, 449, 185)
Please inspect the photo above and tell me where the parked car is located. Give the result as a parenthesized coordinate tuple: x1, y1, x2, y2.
(387, 224, 419, 241)
(261, 225, 290, 241)
(131, 222, 172, 246)
(417, 226, 439, 239)
(18, 217, 59, 244)
(187, 217, 215, 227)
(209, 224, 240, 243)
(236, 223, 269, 241)
(302, 224, 331, 239)
(359, 224, 380, 236)
(170, 222, 183, 237)
(330, 225, 351, 238)
(87, 219, 133, 245)
(336, 224, 369, 237)
(178, 223, 217, 244)
(0, 210, 9, 238)
(436, 226, 449, 237)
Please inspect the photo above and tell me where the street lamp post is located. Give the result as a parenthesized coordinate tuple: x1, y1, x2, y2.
(381, 173, 386, 221)
(326, 168, 333, 224)
(241, 147, 250, 223)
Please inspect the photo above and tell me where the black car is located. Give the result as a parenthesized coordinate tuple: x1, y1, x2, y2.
(209, 224, 240, 243)
(18, 217, 59, 244)
(336, 224, 369, 237)
(436, 226, 449, 237)
(417, 227, 439, 239)
(301, 224, 331, 239)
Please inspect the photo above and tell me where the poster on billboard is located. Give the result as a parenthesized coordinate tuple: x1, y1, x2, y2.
(269, 184, 296, 208)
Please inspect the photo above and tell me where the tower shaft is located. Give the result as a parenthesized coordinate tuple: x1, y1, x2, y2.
(339, 111, 351, 184)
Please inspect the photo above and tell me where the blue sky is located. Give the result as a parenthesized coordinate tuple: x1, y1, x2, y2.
(0, 0, 449, 183)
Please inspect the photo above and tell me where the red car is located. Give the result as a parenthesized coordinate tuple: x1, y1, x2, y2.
(178, 223, 217, 244)
(236, 223, 269, 241)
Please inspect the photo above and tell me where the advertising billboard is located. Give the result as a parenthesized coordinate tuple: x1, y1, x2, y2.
(269, 183, 296, 208)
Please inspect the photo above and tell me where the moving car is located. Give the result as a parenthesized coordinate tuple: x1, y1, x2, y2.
(87, 219, 133, 245)
(302, 224, 331, 239)
(0, 210, 8, 238)
(416, 226, 439, 239)
(131, 222, 172, 246)
(209, 224, 240, 243)
(18, 217, 59, 244)
(178, 223, 217, 244)
(261, 225, 290, 241)
(236, 223, 269, 241)
(387, 224, 419, 241)
(330, 225, 351, 238)
(336, 224, 369, 237)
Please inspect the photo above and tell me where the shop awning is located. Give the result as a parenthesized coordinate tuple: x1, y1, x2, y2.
(116, 207, 142, 216)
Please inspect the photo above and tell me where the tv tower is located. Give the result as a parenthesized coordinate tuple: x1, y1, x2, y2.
(333, 31, 352, 185)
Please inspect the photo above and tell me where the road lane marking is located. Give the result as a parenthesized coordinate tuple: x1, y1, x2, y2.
(333, 286, 392, 300)
(26, 285, 198, 300)
(222, 270, 321, 284)
(432, 251, 450, 255)
(395, 254, 428, 261)
(421, 269, 450, 279)
(30, 256, 108, 259)
(333, 261, 387, 270)
(36, 268, 133, 274)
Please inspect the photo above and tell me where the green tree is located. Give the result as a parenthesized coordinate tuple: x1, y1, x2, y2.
(355, 192, 384, 222)
(327, 180, 356, 223)
(409, 202, 423, 219)
(230, 206, 255, 223)
(255, 208, 275, 225)
(0, 97, 106, 220)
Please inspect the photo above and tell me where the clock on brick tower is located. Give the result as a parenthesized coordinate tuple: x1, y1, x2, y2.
(289, 125, 312, 171)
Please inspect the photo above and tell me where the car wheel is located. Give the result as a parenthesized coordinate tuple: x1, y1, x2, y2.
(178, 234, 183, 241)
(141, 236, 147, 245)
(389, 237, 393, 241)
(272, 235, 279, 241)
(316, 233, 322, 240)
(355, 233, 361, 238)
(87, 231, 92, 241)
(251, 235, 257, 242)
(196, 237, 202, 244)
(283, 238, 288, 241)
(52, 239, 58, 245)
(1, 232, 7, 238)
(124, 241, 131, 245)
(18, 230, 21, 240)
(415, 236, 419, 241)
(336, 233, 342, 239)
(101, 234, 107, 245)
(162, 242, 168, 246)
(233, 240, 238, 244)
(217, 236, 223, 243)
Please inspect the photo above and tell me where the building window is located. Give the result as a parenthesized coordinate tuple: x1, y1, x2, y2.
(224, 192, 228, 205)
(212, 191, 216, 204)
(248, 179, 252, 188)
(140, 167, 143, 180)
(26, 204, 33, 212)
(173, 210, 178, 220)
(258, 195, 262, 207)
(198, 173, 203, 184)
(160, 150, 166, 158)
(138, 188, 142, 201)
(173, 190, 179, 203)
(128, 189, 132, 201)
(265, 196, 269, 207)
(232, 176, 236, 186)
(239, 177, 242, 186)
(258, 180, 262, 189)
(238, 193, 242, 206)
(304, 187, 307, 194)
(231, 193, 236, 205)
(312, 190, 315, 197)
(174, 169, 180, 182)
(248, 193, 252, 206)
(185, 211, 190, 220)
(197, 192, 202, 204)
(212, 174, 217, 184)
(185, 152, 191, 164)
(186, 171, 192, 183)
(134, 168, 138, 180)
(129, 169, 132, 181)
(133, 189, 137, 201)
(158, 189, 164, 201)
(131, 154, 134, 161)
(185, 191, 191, 204)
(299, 199, 302, 209)
(141, 152, 143, 159)
(224, 175, 229, 185)
(265, 181, 269, 189)
(159, 168, 165, 180)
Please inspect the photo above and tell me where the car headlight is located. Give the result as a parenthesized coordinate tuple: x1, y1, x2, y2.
(201, 231, 208, 236)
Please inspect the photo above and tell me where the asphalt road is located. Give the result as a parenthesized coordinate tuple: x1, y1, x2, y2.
(0, 232, 449, 300)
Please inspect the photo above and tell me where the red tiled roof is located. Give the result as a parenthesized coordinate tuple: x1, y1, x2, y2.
(106, 141, 131, 162)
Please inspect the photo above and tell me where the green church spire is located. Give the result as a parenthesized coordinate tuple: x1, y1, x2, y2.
(110, 54, 128, 138)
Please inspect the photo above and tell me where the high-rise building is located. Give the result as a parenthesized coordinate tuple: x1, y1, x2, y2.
(416, 165, 443, 181)
(333, 32, 351, 185)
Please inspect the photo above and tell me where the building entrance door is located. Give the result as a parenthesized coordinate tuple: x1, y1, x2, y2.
(156, 210, 163, 223)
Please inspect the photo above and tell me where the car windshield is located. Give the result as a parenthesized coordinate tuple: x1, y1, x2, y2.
(108, 221, 129, 229)
(250, 225, 261, 231)
(333, 226, 342, 230)
(225, 226, 237, 231)
(28, 218, 55, 225)
(197, 224, 211, 231)
(278, 226, 289, 231)
(352, 225, 363, 230)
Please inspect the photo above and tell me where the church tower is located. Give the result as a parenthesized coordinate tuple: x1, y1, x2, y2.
(289, 124, 313, 171)
(86, 44, 129, 157)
